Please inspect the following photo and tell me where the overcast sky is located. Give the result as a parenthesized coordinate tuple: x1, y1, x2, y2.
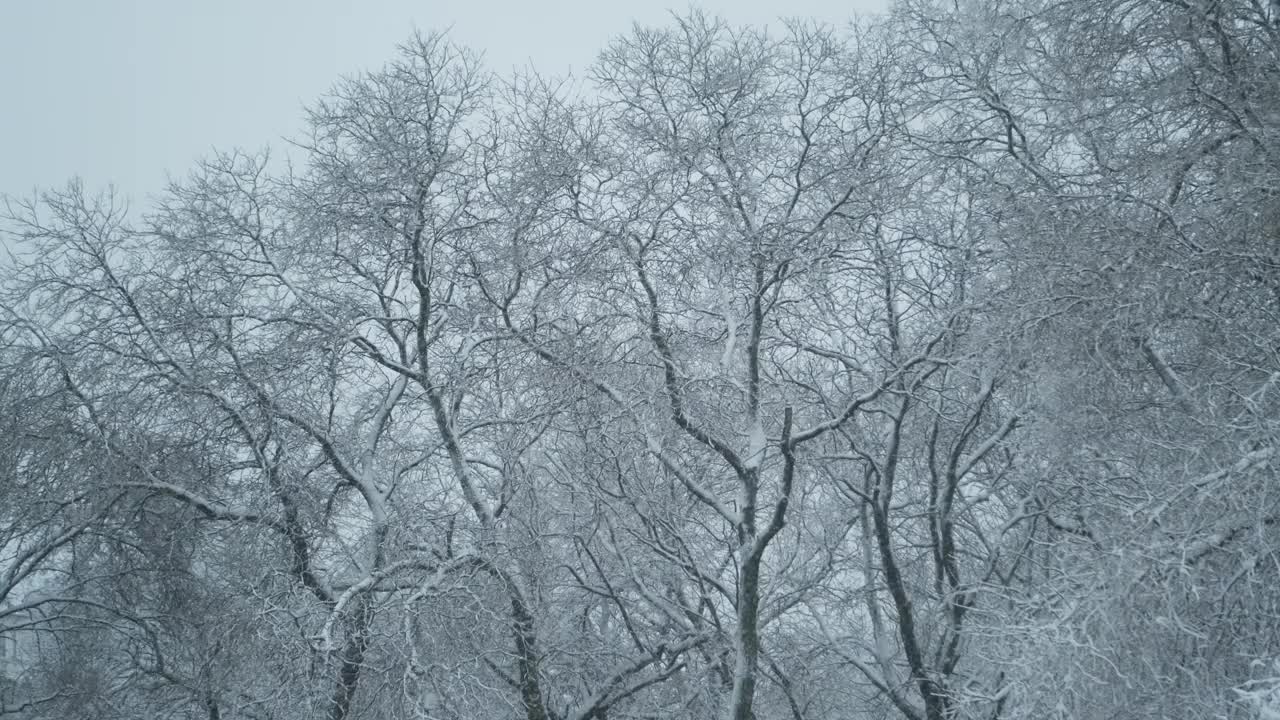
(1, 0, 885, 210)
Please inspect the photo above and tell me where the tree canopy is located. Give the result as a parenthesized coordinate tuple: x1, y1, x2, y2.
(2, 2, 1279, 719)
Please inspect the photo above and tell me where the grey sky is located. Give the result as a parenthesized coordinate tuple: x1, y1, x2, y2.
(1, 1, 885, 210)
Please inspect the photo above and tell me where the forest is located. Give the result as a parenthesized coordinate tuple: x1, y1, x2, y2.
(1, 0, 1278, 718)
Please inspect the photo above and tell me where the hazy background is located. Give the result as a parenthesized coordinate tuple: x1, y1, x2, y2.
(0, 0, 885, 210)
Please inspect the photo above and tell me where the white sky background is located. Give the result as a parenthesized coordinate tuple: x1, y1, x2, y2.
(0, 0, 886, 209)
